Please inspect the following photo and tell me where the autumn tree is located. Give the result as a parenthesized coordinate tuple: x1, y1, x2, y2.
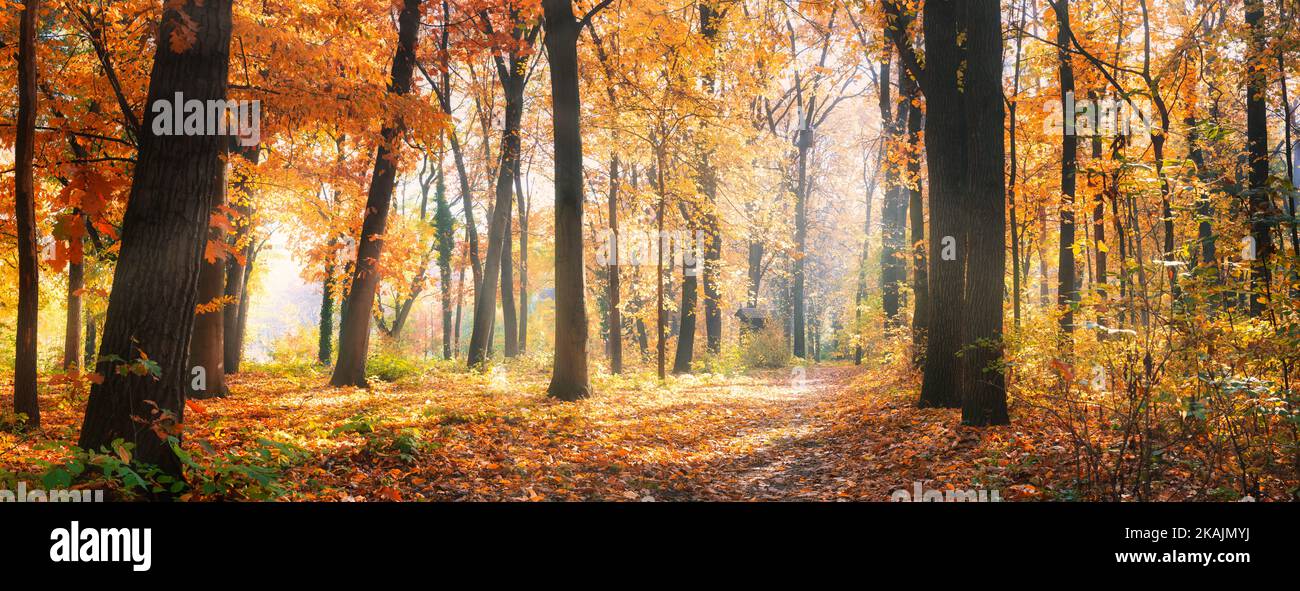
(330, 0, 425, 387)
(78, 0, 236, 472)
(542, 0, 614, 400)
(11, 0, 40, 426)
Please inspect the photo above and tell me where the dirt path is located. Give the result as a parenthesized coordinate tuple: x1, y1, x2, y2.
(656, 364, 882, 501)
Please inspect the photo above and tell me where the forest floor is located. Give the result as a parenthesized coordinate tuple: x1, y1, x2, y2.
(2, 357, 1074, 501)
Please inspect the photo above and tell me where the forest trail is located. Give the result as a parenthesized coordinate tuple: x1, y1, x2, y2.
(661, 365, 871, 500)
(3, 360, 1040, 501)
(649, 363, 1010, 501)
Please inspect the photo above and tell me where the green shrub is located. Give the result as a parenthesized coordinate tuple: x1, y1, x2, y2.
(367, 352, 420, 383)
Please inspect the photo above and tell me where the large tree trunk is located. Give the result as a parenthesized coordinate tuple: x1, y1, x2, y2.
(13, 0, 41, 426)
(1246, 0, 1273, 316)
(543, 0, 591, 400)
(79, 0, 234, 473)
(912, 0, 964, 409)
(330, 0, 423, 387)
(957, 0, 1008, 426)
(1054, 0, 1078, 336)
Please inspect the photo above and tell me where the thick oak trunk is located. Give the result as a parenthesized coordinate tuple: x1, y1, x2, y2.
(957, 0, 1009, 426)
(79, 0, 235, 472)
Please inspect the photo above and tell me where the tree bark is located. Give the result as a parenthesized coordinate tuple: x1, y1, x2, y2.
(700, 2, 723, 355)
(607, 153, 623, 373)
(792, 132, 810, 359)
(319, 257, 335, 365)
(501, 190, 518, 357)
(330, 0, 423, 386)
(1246, 0, 1273, 316)
(79, 0, 235, 473)
(913, 0, 964, 409)
(957, 0, 1009, 426)
(672, 228, 699, 374)
(1054, 0, 1078, 336)
(904, 74, 927, 367)
(515, 161, 529, 354)
(467, 15, 533, 367)
(543, 0, 592, 400)
(13, 0, 41, 426)
(188, 210, 229, 399)
(64, 257, 85, 372)
(880, 60, 909, 328)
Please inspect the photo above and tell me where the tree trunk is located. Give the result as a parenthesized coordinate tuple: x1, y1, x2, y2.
(914, 0, 964, 409)
(79, 0, 235, 474)
(221, 252, 246, 373)
(222, 146, 257, 373)
(83, 307, 97, 369)
(672, 241, 699, 374)
(501, 189, 518, 357)
(13, 0, 41, 426)
(746, 240, 765, 310)
(700, 2, 723, 355)
(792, 133, 810, 358)
(543, 0, 591, 400)
(880, 60, 909, 328)
(330, 0, 423, 387)
(319, 258, 335, 365)
(1055, 0, 1078, 336)
(904, 74, 927, 368)
(467, 27, 530, 367)
(957, 0, 1008, 426)
(64, 257, 85, 372)
(233, 242, 255, 364)
(435, 152, 456, 360)
(1246, 0, 1273, 316)
(188, 216, 229, 399)
(515, 159, 529, 354)
(607, 153, 623, 373)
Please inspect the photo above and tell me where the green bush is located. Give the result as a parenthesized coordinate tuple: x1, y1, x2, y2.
(367, 351, 420, 383)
